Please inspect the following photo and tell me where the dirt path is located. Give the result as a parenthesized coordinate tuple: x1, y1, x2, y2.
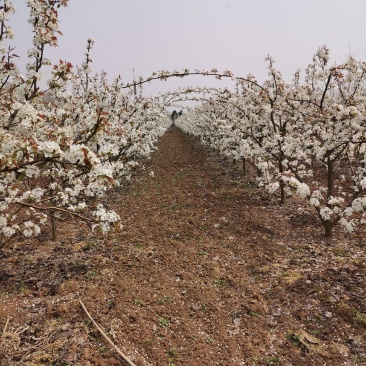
(0, 127, 365, 365)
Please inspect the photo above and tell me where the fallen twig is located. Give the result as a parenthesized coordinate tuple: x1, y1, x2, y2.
(2, 317, 9, 336)
(79, 300, 137, 366)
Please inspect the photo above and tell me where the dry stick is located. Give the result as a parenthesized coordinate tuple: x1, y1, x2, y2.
(15, 201, 94, 222)
(79, 300, 137, 366)
(2, 317, 9, 336)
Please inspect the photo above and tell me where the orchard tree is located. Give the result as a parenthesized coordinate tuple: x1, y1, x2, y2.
(176, 48, 366, 237)
(285, 47, 366, 237)
(0, 0, 170, 247)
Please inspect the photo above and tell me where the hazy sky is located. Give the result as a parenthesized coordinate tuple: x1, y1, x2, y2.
(9, 0, 366, 100)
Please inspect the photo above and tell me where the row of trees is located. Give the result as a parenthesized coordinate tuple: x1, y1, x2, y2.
(175, 48, 366, 237)
(0, 0, 171, 246)
(0, 1, 242, 247)
(2, 1, 365, 242)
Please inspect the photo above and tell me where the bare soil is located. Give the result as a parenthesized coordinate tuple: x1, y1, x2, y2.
(1, 126, 365, 366)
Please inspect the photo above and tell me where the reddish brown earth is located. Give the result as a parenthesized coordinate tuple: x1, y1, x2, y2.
(1, 126, 365, 366)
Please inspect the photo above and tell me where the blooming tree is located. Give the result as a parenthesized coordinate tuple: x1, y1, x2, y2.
(0, 0, 170, 246)
(287, 47, 366, 236)
(1, 1, 366, 243)
(175, 49, 366, 237)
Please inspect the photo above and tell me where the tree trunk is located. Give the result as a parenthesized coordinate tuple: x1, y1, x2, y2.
(327, 157, 334, 198)
(50, 176, 56, 240)
(51, 213, 56, 240)
(324, 220, 333, 238)
(324, 155, 334, 237)
(280, 184, 286, 205)
(279, 161, 286, 205)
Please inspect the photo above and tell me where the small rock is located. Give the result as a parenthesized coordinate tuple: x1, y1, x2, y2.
(324, 311, 333, 318)
(233, 318, 241, 327)
(61, 323, 70, 331)
(228, 328, 239, 335)
(272, 308, 282, 317)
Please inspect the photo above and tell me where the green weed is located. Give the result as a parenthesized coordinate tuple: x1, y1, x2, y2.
(157, 295, 173, 304)
(158, 316, 170, 327)
(214, 278, 226, 286)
